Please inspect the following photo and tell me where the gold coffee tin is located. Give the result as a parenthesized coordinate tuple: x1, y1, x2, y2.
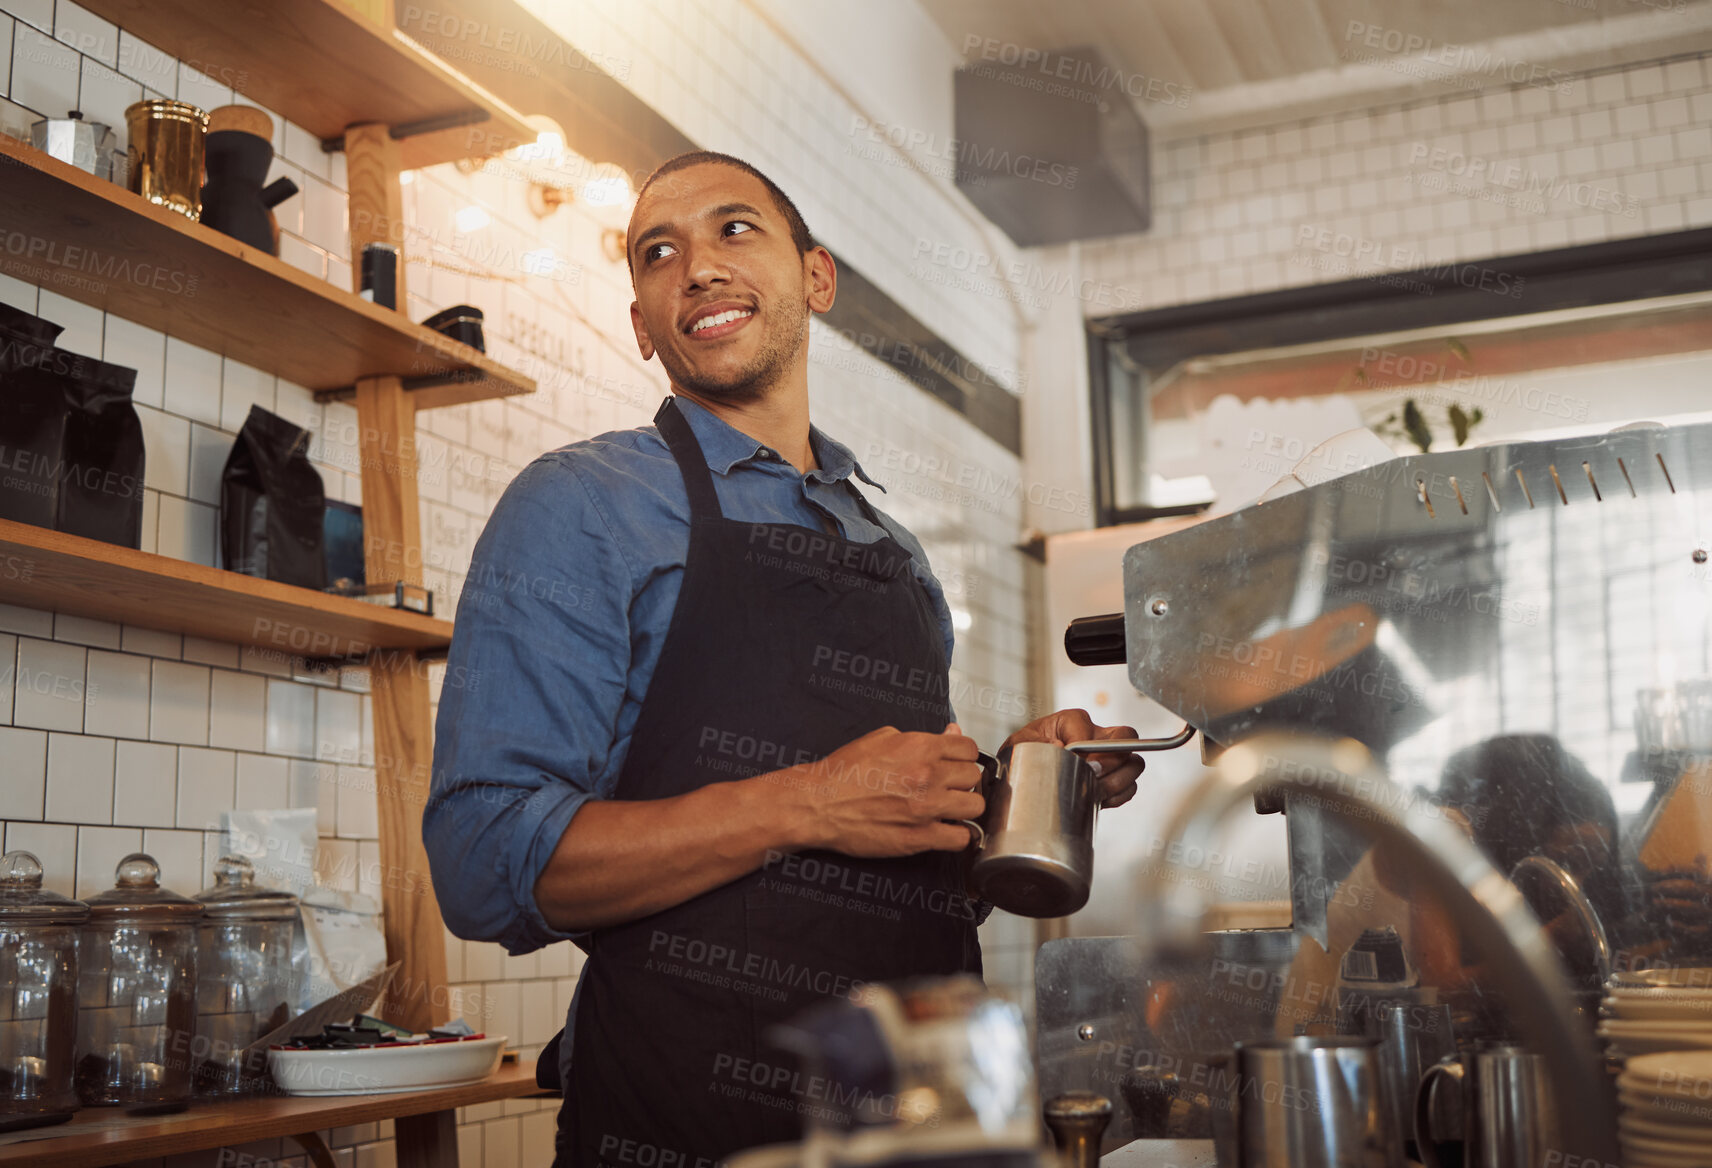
(124, 99, 209, 220)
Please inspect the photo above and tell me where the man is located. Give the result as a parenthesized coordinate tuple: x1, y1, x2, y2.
(425, 151, 1144, 1164)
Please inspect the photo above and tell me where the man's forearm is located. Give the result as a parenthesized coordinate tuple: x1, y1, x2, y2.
(532, 773, 815, 932)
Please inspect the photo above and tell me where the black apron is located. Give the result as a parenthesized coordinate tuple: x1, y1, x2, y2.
(553, 398, 982, 1165)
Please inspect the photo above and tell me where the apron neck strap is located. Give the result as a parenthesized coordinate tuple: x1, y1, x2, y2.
(655, 396, 723, 520)
(655, 396, 890, 533)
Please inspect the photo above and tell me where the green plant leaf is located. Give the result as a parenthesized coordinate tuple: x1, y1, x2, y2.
(1403, 399, 1432, 452)
(1450, 404, 1471, 446)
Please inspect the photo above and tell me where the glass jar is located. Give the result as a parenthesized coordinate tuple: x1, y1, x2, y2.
(75, 853, 202, 1109)
(193, 855, 298, 1095)
(0, 851, 89, 1129)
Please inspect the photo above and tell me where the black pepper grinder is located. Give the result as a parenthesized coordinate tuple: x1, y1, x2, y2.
(1044, 1092, 1113, 1168)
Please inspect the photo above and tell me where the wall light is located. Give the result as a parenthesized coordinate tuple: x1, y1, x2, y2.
(580, 162, 632, 208)
(489, 118, 636, 264)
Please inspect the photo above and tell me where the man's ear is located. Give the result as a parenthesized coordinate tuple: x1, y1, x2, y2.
(630, 301, 655, 360)
(805, 246, 837, 315)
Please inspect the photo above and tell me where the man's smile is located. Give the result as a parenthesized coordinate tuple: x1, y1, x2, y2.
(684, 304, 755, 339)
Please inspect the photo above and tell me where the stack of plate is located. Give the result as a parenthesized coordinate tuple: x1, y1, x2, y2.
(1617, 1051, 1712, 1167)
(1598, 968, 1712, 1057)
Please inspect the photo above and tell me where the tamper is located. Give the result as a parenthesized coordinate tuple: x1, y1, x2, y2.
(1044, 1092, 1113, 1168)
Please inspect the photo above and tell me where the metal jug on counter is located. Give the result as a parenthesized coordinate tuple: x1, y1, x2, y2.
(1415, 1041, 1556, 1168)
(963, 725, 1193, 918)
(1216, 1036, 1403, 1168)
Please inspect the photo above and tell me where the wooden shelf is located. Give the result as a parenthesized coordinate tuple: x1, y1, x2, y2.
(0, 518, 452, 658)
(74, 0, 536, 169)
(0, 135, 533, 409)
(0, 1063, 551, 1167)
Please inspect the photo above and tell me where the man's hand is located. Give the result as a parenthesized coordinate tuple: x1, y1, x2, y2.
(1003, 708, 1145, 808)
(784, 723, 984, 857)
(534, 722, 982, 933)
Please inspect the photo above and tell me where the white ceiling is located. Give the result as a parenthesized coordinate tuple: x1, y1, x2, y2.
(921, 0, 1712, 137)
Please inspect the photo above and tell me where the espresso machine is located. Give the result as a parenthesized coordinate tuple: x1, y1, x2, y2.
(1038, 420, 1712, 1164)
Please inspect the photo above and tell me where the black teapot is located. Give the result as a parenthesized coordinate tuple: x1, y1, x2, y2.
(199, 105, 298, 255)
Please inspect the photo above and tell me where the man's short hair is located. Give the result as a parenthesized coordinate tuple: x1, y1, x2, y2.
(628, 152, 816, 279)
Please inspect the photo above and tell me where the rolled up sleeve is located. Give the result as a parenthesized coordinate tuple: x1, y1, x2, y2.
(426, 458, 632, 954)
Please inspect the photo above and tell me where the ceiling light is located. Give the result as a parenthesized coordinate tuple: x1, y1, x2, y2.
(533, 129, 565, 159)
(455, 205, 490, 233)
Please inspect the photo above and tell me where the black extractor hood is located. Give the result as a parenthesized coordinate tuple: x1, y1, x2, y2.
(954, 46, 1152, 247)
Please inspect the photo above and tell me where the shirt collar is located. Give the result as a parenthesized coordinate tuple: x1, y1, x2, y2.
(670, 395, 887, 492)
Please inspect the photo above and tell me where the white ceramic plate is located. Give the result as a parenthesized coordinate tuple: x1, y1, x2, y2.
(1606, 995, 1712, 1022)
(268, 1034, 508, 1096)
(1604, 1034, 1712, 1057)
(1623, 1050, 1712, 1086)
(1619, 1129, 1712, 1165)
(1612, 969, 1712, 992)
(1616, 1144, 1712, 1164)
(1602, 1020, 1712, 1036)
(1620, 1085, 1712, 1117)
(1622, 1110, 1712, 1138)
(1610, 984, 1712, 999)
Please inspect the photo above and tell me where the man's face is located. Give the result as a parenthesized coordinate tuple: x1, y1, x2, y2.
(627, 163, 832, 404)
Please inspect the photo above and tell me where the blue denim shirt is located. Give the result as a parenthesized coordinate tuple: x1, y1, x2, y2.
(425, 397, 956, 955)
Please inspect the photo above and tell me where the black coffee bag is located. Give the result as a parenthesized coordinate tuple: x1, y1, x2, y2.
(221, 404, 326, 588)
(58, 356, 145, 547)
(0, 301, 145, 546)
(0, 302, 71, 529)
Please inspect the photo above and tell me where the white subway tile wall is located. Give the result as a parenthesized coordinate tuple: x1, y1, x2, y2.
(73, 822, 138, 897)
(53, 1, 114, 67)
(11, 23, 77, 117)
(15, 636, 86, 731)
(0, 633, 13, 721)
(1082, 56, 1712, 311)
(86, 647, 151, 740)
(43, 730, 114, 822)
(6, 1, 1698, 1164)
(38, 288, 100, 355)
(0, 724, 47, 817)
(149, 658, 209, 745)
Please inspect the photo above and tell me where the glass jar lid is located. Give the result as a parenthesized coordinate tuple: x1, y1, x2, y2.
(194, 855, 298, 921)
(83, 853, 203, 922)
(0, 850, 89, 924)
